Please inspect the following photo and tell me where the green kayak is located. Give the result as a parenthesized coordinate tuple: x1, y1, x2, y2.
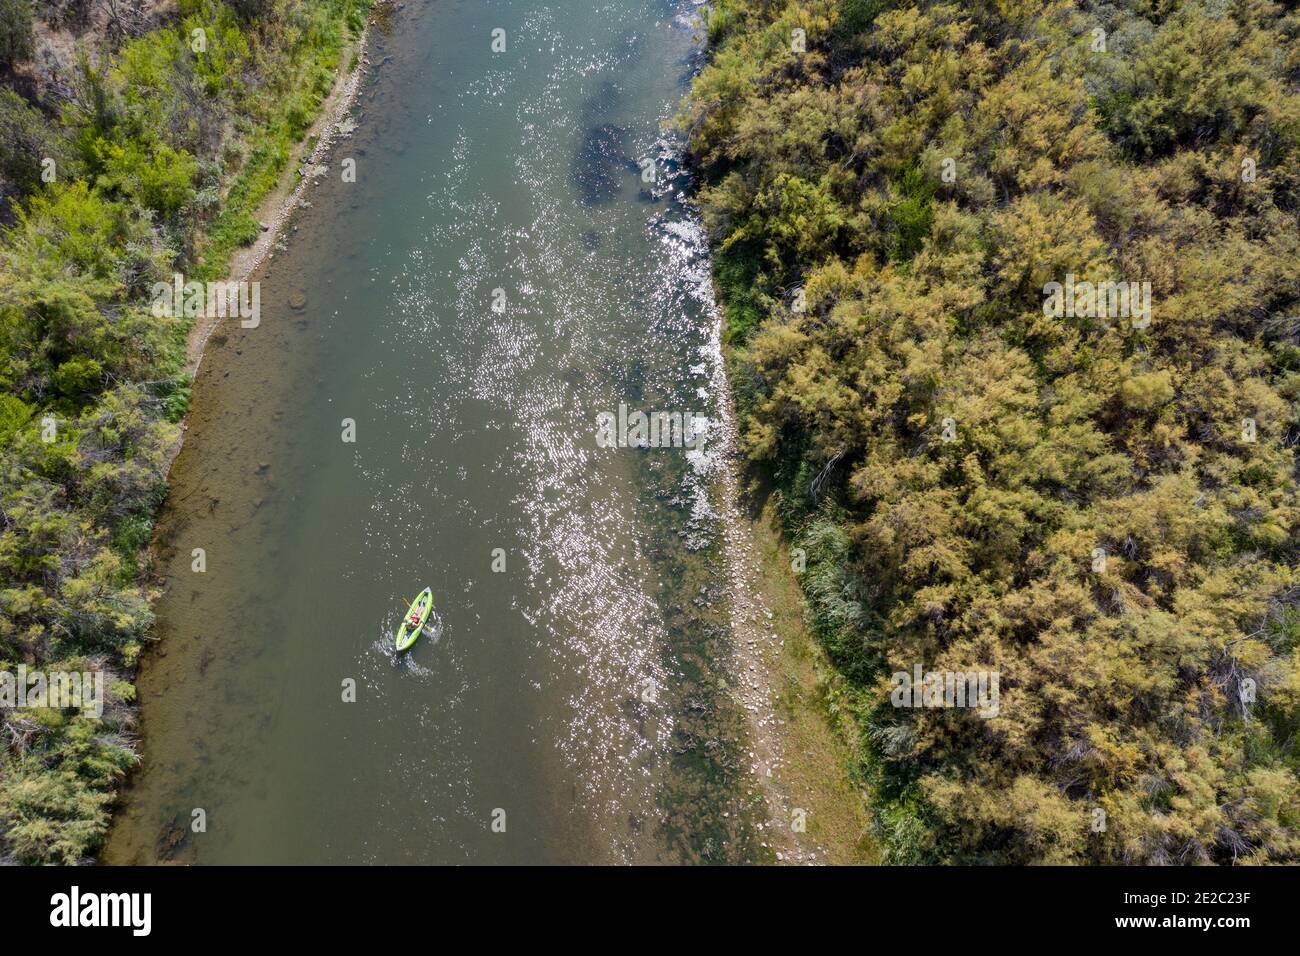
(395, 587, 433, 651)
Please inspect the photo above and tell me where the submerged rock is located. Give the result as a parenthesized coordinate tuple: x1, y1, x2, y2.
(572, 123, 639, 205)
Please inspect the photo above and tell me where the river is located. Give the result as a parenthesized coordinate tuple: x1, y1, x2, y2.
(103, 0, 772, 865)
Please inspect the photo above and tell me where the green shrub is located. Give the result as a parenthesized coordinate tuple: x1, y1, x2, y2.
(0, 0, 33, 71)
(690, 0, 1300, 864)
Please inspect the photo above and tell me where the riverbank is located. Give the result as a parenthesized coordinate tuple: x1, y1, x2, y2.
(717, 465, 879, 864)
(183, 20, 374, 383)
(711, 325, 876, 863)
(685, 0, 1300, 865)
(0, 0, 376, 865)
(172, 15, 373, 483)
(735, 494, 879, 864)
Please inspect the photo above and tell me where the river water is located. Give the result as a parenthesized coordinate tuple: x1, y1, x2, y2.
(104, 0, 769, 865)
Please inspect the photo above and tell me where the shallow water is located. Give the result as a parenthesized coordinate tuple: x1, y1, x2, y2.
(104, 0, 767, 864)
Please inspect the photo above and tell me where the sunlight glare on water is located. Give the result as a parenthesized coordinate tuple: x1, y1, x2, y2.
(104, 0, 764, 866)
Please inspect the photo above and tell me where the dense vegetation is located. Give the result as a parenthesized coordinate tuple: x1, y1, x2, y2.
(0, 0, 369, 864)
(688, 0, 1300, 863)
